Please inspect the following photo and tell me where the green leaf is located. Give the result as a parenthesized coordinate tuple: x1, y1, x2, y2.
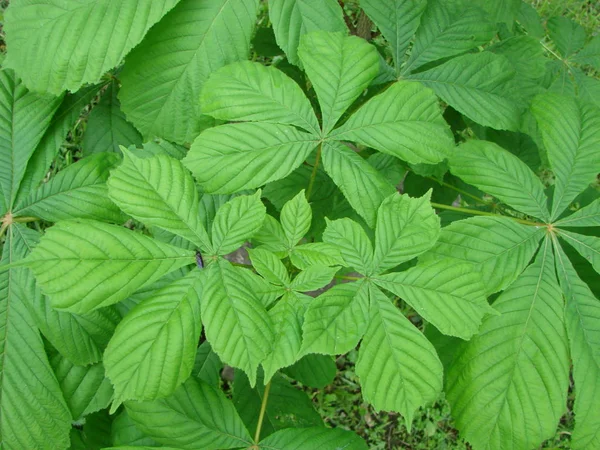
(322, 141, 396, 228)
(409, 52, 521, 131)
(82, 81, 142, 155)
(235, 265, 284, 308)
(0, 69, 61, 215)
(281, 189, 311, 248)
(290, 265, 339, 292)
(361, 0, 426, 72)
(375, 259, 494, 339)
(248, 248, 290, 286)
(558, 230, 600, 275)
(281, 354, 336, 388)
(330, 81, 454, 165)
(289, 243, 344, 270)
(488, 36, 546, 80)
(403, 0, 496, 73)
(469, 0, 520, 24)
(556, 199, 600, 227)
(104, 272, 203, 402)
(356, 285, 442, 426)
(201, 61, 320, 135)
(25, 220, 195, 314)
(300, 281, 369, 356)
(322, 218, 373, 274)
(119, 0, 259, 144)
(14, 153, 123, 222)
(201, 259, 274, 385)
(111, 410, 160, 447)
(51, 354, 113, 420)
(184, 122, 318, 193)
(372, 192, 440, 274)
(421, 216, 544, 294)
(126, 377, 253, 450)
(109, 150, 212, 251)
(211, 191, 266, 255)
(531, 94, 600, 219)
(268, 0, 346, 65)
(253, 215, 289, 254)
(258, 426, 367, 450)
(554, 243, 600, 449)
(517, 2, 545, 39)
(1, 225, 71, 450)
(548, 16, 586, 58)
(4, 0, 180, 94)
(449, 140, 550, 220)
(446, 238, 569, 450)
(572, 35, 600, 70)
(298, 31, 379, 135)
(193, 342, 222, 387)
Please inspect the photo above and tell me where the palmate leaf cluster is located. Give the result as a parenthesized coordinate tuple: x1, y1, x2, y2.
(0, 0, 599, 449)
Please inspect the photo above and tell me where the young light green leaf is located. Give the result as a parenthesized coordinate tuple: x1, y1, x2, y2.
(556, 199, 600, 227)
(403, 0, 496, 73)
(25, 220, 195, 314)
(322, 218, 373, 274)
(374, 260, 493, 339)
(372, 191, 440, 274)
(253, 215, 289, 255)
(300, 281, 369, 356)
(558, 230, 600, 275)
(290, 242, 345, 270)
(262, 292, 307, 382)
(211, 191, 266, 255)
(184, 122, 318, 193)
(330, 81, 454, 165)
(290, 265, 339, 292)
(322, 141, 396, 228)
(298, 31, 379, 135)
(14, 153, 123, 223)
(1, 226, 71, 450)
(119, 0, 259, 144)
(531, 94, 600, 219)
(281, 189, 312, 248)
(83, 81, 142, 155)
(108, 150, 212, 252)
(571, 35, 600, 70)
(201, 259, 274, 385)
(421, 216, 544, 294)
(554, 243, 600, 449)
(125, 377, 253, 450)
(450, 140, 550, 220)
(104, 272, 203, 402)
(258, 426, 368, 450)
(409, 52, 521, 131)
(269, 0, 346, 65)
(446, 239, 569, 450)
(201, 61, 320, 134)
(361, 0, 426, 72)
(548, 16, 586, 58)
(0, 69, 62, 215)
(248, 248, 290, 286)
(234, 265, 284, 308)
(356, 285, 442, 426)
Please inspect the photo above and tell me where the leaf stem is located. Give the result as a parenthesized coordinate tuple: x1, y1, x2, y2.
(254, 381, 272, 443)
(0, 221, 8, 240)
(13, 216, 39, 223)
(305, 142, 323, 202)
(426, 176, 493, 206)
(430, 202, 546, 227)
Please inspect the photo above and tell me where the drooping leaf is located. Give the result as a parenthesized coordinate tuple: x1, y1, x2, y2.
(322, 218, 373, 274)
(201, 61, 320, 134)
(356, 285, 442, 426)
(371, 191, 440, 274)
(300, 281, 369, 356)
(25, 220, 195, 314)
(330, 81, 454, 165)
(108, 150, 212, 252)
(184, 122, 318, 193)
(104, 272, 203, 402)
(248, 248, 290, 287)
(409, 52, 521, 131)
(14, 153, 123, 222)
(421, 216, 544, 294)
(322, 141, 396, 228)
(211, 191, 266, 255)
(268, 0, 346, 65)
(0, 69, 61, 215)
(446, 239, 570, 450)
(548, 16, 586, 58)
(449, 140, 550, 220)
(558, 230, 600, 275)
(280, 189, 312, 249)
(201, 259, 274, 385)
(258, 426, 367, 450)
(281, 354, 337, 388)
(403, 0, 496, 73)
(119, 0, 259, 144)
(361, 0, 426, 72)
(4, 0, 180, 94)
(531, 94, 600, 219)
(126, 377, 253, 450)
(556, 199, 600, 227)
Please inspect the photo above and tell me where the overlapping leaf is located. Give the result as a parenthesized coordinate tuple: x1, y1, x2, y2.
(258, 426, 368, 450)
(556, 199, 600, 227)
(558, 230, 600, 274)
(322, 218, 373, 274)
